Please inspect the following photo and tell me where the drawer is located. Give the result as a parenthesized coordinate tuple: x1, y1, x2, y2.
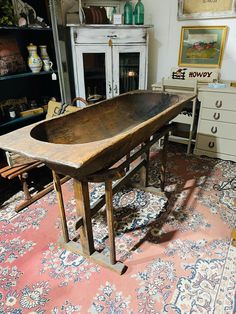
(196, 135, 236, 156)
(198, 120, 236, 140)
(73, 28, 147, 44)
(201, 108, 236, 124)
(199, 92, 236, 111)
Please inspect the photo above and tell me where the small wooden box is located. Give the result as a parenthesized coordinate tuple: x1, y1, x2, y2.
(19, 107, 44, 117)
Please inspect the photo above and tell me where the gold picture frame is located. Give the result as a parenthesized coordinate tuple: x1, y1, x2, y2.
(178, 26, 227, 68)
(178, 0, 236, 20)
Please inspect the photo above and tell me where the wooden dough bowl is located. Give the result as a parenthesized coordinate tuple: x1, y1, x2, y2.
(0, 91, 195, 178)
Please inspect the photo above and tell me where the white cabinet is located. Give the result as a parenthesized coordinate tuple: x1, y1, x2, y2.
(194, 87, 236, 162)
(69, 25, 151, 104)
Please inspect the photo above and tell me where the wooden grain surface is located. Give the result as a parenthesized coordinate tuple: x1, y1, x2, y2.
(0, 90, 195, 178)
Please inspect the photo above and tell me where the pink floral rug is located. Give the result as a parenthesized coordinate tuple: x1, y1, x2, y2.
(0, 144, 235, 313)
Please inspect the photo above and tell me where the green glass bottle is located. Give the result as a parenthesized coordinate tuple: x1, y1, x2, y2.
(124, 0, 133, 25)
(112, 6, 117, 23)
(134, 0, 144, 25)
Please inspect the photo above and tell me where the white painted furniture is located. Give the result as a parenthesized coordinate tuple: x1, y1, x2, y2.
(68, 25, 151, 104)
(194, 86, 236, 162)
(153, 79, 236, 161)
(153, 78, 198, 154)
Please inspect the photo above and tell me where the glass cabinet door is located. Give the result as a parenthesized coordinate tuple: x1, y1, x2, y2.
(75, 45, 112, 103)
(113, 45, 146, 97)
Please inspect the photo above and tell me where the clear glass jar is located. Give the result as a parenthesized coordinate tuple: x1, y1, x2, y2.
(134, 0, 144, 25)
(9, 107, 16, 119)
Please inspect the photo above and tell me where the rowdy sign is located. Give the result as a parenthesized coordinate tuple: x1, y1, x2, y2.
(171, 67, 219, 82)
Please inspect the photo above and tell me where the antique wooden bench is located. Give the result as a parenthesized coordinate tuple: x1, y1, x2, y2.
(0, 97, 87, 212)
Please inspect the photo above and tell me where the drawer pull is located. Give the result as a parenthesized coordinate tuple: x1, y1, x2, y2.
(213, 112, 220, 120)
(208, 141, 215, 148)
(107, 35, 118, 39)
(215, 100, 222, 108)
(211, 126, 217, 134)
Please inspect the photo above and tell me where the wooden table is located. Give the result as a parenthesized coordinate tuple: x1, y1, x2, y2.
(52, 124, 172, 274)
(0, 91, 195, 273)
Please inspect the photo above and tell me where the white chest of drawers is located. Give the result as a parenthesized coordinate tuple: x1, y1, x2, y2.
(194, 86, 236, 162)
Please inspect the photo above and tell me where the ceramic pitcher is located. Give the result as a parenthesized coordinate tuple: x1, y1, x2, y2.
(27, 43, 42, 73)
(43, 59, 53, 72)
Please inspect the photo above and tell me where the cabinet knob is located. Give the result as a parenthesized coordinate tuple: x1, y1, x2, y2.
(211, 126, 217, 134)
(208, 141, 215, 148)
(108, 83, 112, 94)
(215, 100, 222, 108)
(213, 112, 220, 120)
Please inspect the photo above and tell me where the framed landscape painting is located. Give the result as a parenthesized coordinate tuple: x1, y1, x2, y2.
(178, 26, 227, 68)
(177, 0, 236, 20)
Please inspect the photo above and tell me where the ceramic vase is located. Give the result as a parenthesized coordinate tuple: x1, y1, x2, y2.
(39, 45, 52, 71)
(27, 43, 42, 73)
(39, 45, 49, 61)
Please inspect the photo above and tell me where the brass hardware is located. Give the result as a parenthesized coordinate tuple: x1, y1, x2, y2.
(213, 112, 220, 120)
(215, 100, 222, 108)
(211, 126, 217, 134)
(108, 34, 118, 46)
(208, 141, 215, 148)
(107, 35, 118, 39)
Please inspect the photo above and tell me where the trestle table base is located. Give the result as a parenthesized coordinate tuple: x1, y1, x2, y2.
(53, 124, 173, 274)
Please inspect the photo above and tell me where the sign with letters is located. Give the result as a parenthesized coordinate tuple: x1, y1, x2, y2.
(171, 67, 220, 82)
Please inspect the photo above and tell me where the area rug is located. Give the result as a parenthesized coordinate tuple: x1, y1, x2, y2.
(0, 144, 235, 313)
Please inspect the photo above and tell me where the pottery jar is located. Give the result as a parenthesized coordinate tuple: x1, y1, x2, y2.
(39, 45, 50, 62)
(27, 43, 42, 73)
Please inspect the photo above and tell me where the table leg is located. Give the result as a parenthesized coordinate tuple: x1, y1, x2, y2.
(160, 133, 169, 191)
(140, 141, 150, 188)
(73, 179, 95, 255)
(105, 180, 116, 265)
(52, 171, 70, 243)
(56, 177, 125, 274)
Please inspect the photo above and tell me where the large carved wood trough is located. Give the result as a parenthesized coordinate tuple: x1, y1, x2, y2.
(0, 90, 195, 274)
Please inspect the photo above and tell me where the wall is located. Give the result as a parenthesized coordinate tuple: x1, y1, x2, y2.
(141, 0, 236, 87)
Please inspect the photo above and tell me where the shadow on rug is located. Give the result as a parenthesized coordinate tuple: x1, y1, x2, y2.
(0, 144, 235, 313)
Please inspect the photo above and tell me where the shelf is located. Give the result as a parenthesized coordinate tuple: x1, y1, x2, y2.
(0, 1, 61, 125)
(0, 26, 51, 31)
(67, 24, 153, 29)
(0, 112, 46, 135)
(0, 70, 57, 81)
